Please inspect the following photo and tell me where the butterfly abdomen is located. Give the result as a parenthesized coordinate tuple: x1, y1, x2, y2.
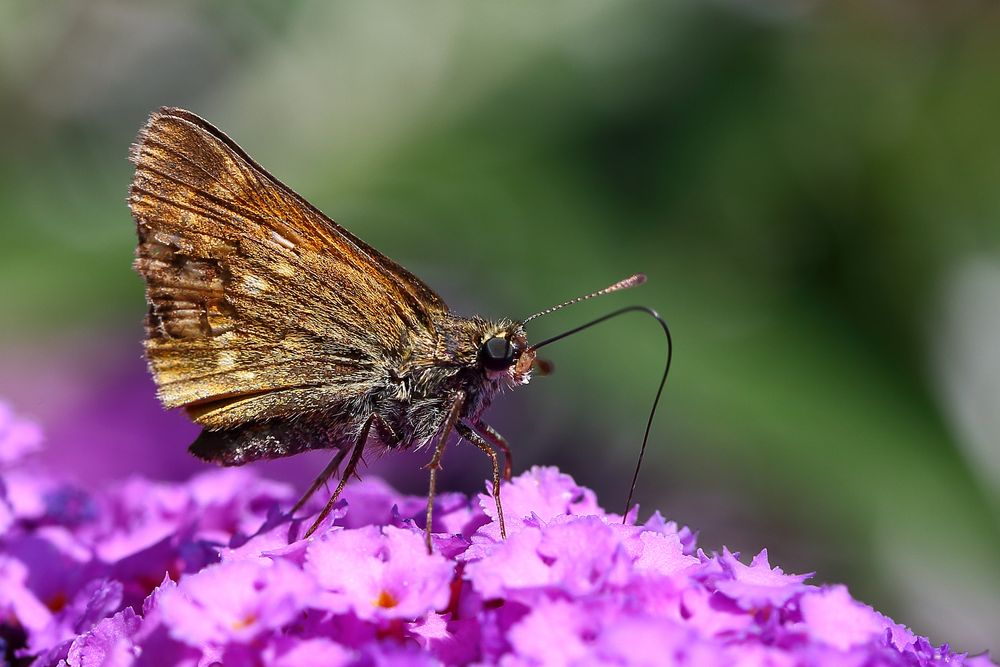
(189, 411, 358, 466)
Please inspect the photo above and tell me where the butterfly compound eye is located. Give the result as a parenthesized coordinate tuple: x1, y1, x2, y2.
(479, 336, 517, 372)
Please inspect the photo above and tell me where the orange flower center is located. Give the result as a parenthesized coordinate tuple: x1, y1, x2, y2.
(374, 590, 399, 609)
(231, 613, 257, 630)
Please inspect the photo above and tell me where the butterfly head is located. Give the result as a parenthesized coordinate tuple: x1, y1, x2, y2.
(478, 325, 535, 387)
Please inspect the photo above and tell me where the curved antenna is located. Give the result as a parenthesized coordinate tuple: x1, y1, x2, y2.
(530, 305, 672, 523)
(521, 273, 646, 325)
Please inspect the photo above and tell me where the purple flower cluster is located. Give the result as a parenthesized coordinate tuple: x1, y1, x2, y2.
(0, 401, 995, 666)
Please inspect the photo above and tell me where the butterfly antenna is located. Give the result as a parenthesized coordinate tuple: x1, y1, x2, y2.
(528, 305, 672, 524)
(521, 273, 647, 325)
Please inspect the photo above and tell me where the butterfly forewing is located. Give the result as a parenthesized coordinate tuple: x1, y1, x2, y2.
(128, 107, 447, 432)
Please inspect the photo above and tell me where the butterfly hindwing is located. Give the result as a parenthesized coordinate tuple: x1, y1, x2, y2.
(129, 107, 447, 432)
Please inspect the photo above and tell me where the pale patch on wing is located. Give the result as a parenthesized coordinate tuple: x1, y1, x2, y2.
(216, 351, 237, 369)
(241, 274, 269, 294)
(270, 230, 297, 250)
(273, 261, 296, 278)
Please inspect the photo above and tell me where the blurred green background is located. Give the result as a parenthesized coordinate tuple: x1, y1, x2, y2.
(1, 0, 998, 651)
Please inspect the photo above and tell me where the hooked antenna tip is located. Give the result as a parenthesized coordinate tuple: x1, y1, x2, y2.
(521, 272, 648, 325)
(620, 273, 646, 289)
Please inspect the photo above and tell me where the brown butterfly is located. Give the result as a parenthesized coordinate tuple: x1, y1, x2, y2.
(128, 107, 665, 550)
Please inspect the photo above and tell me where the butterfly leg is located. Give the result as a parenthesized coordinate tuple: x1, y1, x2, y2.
(472, 420, 513, 481)
(457, 423, 507, 540)
(290, 446, 351, 516)
(423, 393, 465, 554)
(302, 413, 374, 539)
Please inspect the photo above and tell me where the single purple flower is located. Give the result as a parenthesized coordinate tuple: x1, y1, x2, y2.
(505, 598, 597, 667)
(305, 524, 454, 621)
(127, 577, 205, 667)
(334, 477, 428, 528)
(592, 615, 702, 667)
(88, 477, 193, 560)
(186, 468, 294, 538)
(536, 516, 637, 594)
(464, 525, 551, 599)
(158, 557, 316, 647)
(65, 606, 142, 667)
(797, 585, 893, 651)
(475, 466, 602, 539)
(711, 548, 814, 610)
(3, 469, 82, 526)
(632, 529, 700, 575)
(26, 578, 123, 657)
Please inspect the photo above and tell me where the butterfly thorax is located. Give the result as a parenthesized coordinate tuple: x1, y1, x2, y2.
(373, 315, 531, 450)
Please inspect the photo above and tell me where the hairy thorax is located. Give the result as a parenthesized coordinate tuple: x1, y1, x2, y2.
(372, 314, 527, 450)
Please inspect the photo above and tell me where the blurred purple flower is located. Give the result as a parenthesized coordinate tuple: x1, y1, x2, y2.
(0, 400, 995, 666)
(0, 401, 43, 466)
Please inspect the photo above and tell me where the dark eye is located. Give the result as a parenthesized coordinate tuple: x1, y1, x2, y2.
(479, 336, 517, 372)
